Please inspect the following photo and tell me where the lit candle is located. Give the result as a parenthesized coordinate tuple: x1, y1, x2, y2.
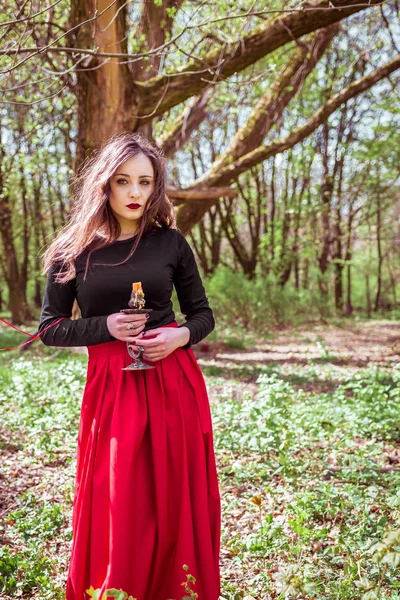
(130, 281, 145, 310)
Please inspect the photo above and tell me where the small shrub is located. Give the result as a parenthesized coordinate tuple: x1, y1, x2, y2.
(204, 266, 322, 332)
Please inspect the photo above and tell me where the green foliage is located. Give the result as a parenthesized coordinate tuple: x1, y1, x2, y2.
(6, 493, 66, 541)
(1, 337, 400, 598)
(213, 363, 400, 597)
(86, 588, 137, 600)
(0, 545, 61, 597)
(0, 354, 86, 461)
(206, 266, 320, 331)
(0, 323, 35, 350)
(355, 529, 400, 599)
(213, 366, 400, 454)
(85, 563, 197, 600)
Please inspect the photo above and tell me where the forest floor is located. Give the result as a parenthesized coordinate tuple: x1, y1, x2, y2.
(0, 319, 399, 599)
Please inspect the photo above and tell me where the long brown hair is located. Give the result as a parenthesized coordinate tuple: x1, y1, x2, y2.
(42, 132, 175, 283)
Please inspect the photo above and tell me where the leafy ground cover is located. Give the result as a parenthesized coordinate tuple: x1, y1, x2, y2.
(0, 320, 399, 599)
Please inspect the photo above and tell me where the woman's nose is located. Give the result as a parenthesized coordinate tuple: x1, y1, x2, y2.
(129, 185, 140, 198)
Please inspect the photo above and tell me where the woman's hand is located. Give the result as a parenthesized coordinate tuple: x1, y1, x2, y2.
(132, 327, 190, 362)
(106, 312, 149, 342)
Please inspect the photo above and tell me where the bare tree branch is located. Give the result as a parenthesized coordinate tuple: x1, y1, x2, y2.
(224, 53, 400, 181)
(131, 0, 186, 82)
(137, 0, 385, 120)
(0, 84, 68, 105)
(0, 0, 64, 28)
(0, 0, 123, 75)
(167, 185, 237, 202)
(203, 24, 339, 179)
(176, 52, 400, 233)
(158, 87, 212, 157)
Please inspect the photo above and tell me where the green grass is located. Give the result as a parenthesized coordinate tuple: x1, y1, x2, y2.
(0, 326, 400, 599)
(212, 365, 400, 599)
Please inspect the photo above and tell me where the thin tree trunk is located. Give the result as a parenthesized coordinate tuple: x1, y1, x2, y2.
(270, 160, 276, 267)
(374, 195, 383, 311)
(317, 175, 333, 299)
(333, 208, 343, 312)
(302, 258, 309, 290)
(387, 260, 397, 308)
(366, 273, 372, 318)
(366, 220, 372, 318)
(0, 132, 32, 323)
(343, 211, 354, 316)
(19, 158, 30, 296)
(32, 175, 44, 308)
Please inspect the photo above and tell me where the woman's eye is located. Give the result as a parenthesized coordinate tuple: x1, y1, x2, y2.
(116, 179, 150, 185)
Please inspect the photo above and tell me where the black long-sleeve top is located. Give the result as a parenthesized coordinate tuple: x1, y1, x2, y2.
(38, 227, 215, 349)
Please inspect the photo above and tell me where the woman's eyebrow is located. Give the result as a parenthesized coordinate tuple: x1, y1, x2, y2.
(113, 173, 153, 178)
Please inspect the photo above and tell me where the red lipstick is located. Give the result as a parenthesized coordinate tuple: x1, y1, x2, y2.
(127, 203, 141, 209)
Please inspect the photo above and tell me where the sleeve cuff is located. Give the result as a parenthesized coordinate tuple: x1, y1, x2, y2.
(178, 323, 192, 349)
(100, 315, 117, 343)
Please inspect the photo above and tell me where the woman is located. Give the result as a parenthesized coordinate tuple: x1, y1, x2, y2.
(38, 132, 221, 600)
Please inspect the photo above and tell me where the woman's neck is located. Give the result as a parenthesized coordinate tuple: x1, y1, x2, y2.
(117, 231, 138, 240)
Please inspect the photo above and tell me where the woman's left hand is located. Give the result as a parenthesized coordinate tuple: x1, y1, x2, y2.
(132, 327, 190, 362)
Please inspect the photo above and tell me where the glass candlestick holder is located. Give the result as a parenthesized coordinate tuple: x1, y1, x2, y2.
(120, 308, 154, 371)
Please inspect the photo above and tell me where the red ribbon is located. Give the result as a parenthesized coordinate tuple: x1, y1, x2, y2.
(0, 317, 67, 351)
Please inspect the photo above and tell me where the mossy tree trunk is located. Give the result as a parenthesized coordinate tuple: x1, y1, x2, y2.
(67, 0, 392, 235)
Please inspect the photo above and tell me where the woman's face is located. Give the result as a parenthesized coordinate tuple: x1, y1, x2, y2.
(109, 153, 155, 233)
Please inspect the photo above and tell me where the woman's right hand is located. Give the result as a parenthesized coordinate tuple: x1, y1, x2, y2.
(106, 312, 149, 342)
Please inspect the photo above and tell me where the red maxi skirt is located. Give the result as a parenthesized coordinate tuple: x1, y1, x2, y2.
(66, 322, 221, 600)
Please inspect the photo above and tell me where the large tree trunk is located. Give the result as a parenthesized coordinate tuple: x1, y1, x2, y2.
(69, 0, 134, 170)
(69, 0, 186, 169)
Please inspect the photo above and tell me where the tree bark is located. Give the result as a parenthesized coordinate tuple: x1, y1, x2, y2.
(189, 206, 223, 275)
(69, 0, 134, 170)
(159, 89, 211, 157)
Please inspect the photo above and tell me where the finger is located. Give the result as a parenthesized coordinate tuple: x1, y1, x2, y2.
(125, 330, 145, 340)
(136, 327, 163, 337)
(117, 324, 145, 338)
(124, 320, 146, 332)
(134, 339, 163, 349)
(120, 314, 147, 324)
(127, 330, 146, 340)
(134, 334, 163, 348)
(143, 353, 163, 362)
(124, 325, 146, 340)
(142, 347, 165, 358)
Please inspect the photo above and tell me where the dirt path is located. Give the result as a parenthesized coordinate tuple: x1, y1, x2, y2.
(195, 320, 399, 401)
(196, 319, 400, 368)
